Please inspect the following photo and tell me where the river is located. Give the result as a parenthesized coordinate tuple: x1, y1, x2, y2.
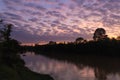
(21, 52, 120, 80)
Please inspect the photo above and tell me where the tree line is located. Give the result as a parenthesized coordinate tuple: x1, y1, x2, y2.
(23, 28, 120, 57)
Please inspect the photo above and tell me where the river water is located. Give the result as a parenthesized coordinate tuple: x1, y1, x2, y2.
(21, 52, 120, 80)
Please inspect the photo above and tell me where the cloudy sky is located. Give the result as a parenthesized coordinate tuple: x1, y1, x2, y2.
(0, 0, 120, 43)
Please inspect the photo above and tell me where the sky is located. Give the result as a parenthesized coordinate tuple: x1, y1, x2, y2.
(0, 0, 120, 43)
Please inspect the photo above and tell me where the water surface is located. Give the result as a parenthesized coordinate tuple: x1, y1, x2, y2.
(21, 52, 120, 80)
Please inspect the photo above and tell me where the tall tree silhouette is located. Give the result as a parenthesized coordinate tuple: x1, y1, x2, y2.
(0, 19, 4, 41)
(0, 20, 12, 42)
(93, 28, 108, 41)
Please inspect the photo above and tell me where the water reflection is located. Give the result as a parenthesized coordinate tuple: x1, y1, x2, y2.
(21, 52, 120, 80)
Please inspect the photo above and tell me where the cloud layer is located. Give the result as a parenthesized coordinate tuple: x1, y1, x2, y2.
(0, 0, 120, 43)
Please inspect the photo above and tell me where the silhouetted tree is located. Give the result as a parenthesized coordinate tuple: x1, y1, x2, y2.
(0, 19, 4, 41)
(116, 36, 120, 40)
(75, 37, 85, 44)
(48, 41, 56, 45)
(93, 28, 108, 41)
(0, 20, 12, 42)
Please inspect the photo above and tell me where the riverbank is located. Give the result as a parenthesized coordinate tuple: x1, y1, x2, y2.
(0, 42, 54, 80)
(0, 63, 53, 80)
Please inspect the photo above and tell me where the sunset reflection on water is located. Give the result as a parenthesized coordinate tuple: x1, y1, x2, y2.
(21, 52, 120, 80)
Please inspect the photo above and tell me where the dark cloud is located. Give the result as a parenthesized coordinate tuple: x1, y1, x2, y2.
(11, 29, 80, 42)
(3, 0, 22, 4)
(24, 3, 46, 11)
(51, 20, 61, 27)
(110, 14, 120, 20)
(31, 12, 43, 16)
(11, 29, 40, 43)
(46, 11, 66, 19)
(29, 18, 38, 22)
(52, 20, 61, 24)
(8, 21, 23, 28)
(103, 3, 120, 12)
(71, 19, 80, 23)
(21, 9, 33, 14)
(100, 0, 120, 3)
(69, 4, 76, 10)
(103, 17, 120, 26)
(8, 0, 22, 3)
(39, 22, 47, 27)
(72, 0, 85, 6)
(6, 6, 17, 11)
(0, 13, 7, 19)
(3, 12, 23, 20)
(57, 24, 71, 31)
(51, 23, 57, 27)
